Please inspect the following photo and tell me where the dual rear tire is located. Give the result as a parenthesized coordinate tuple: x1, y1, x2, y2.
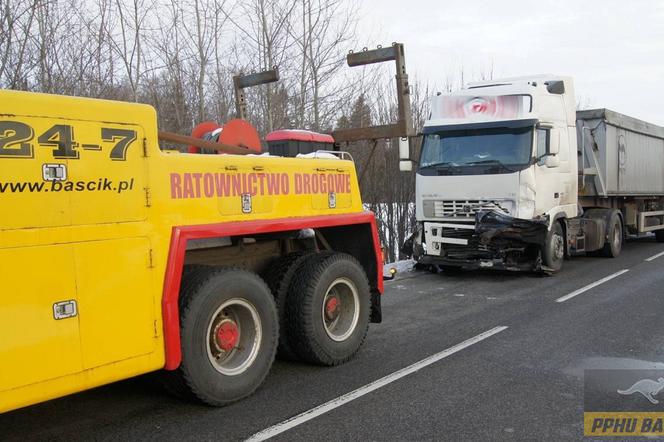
(165, 252, 371, 406)
(601, 212, 623, 257)
(265, 252, 371, 366)
(166, 267, 278, 406)
(286, 253, 371, 366)
(261, 251, 316, 360)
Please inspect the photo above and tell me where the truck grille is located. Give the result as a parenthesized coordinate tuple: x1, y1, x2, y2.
(442, 229, 496, 259)
(423, 200, 507, 219)
(441, 227, 476, 256)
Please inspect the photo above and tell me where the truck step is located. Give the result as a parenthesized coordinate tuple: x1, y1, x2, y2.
(573, 234, 586, 253)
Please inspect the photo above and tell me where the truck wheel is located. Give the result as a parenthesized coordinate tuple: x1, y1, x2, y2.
(601, 213, 623, 257)
(655, 229, 664, 243)
(287, 253, 370, 366)
(543, 221, 564, 273)
(262, 251, 315, 360)
(171, 267, 278, 406)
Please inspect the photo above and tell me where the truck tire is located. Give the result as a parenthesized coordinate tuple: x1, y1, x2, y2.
(542, 221, 564, 273)
(655, 229, 664, 243)
(262, 251, 315, 360)
(601, 212, 623, 258)
(168, 267, 278, 406)
(287, 253, 371, 366)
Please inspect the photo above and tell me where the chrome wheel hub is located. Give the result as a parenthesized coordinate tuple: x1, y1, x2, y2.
(322, 278, 360, 342)
(206, 298, 262, 376)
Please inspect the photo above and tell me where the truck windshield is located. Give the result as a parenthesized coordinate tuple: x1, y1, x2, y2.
(419, 126, 533, 175)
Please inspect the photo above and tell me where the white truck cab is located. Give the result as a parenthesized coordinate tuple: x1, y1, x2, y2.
(403, 75, 664, 272)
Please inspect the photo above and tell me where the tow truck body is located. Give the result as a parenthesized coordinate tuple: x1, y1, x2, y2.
(0, 89, 383, 413)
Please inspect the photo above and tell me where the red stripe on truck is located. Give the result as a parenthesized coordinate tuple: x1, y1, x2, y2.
(161, 212, 383, 370)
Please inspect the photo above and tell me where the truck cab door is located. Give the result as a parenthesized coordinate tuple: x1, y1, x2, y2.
(534, 125, 572, 217)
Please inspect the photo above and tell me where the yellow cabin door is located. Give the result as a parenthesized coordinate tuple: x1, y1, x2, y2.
(0, 245, 82, 392)
(75, 238, 156, 369)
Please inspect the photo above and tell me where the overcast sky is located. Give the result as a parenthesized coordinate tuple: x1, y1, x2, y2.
(357, 0, 664, 125)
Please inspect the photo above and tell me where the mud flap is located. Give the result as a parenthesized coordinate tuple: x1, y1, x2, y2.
(370, 289, 382, 323)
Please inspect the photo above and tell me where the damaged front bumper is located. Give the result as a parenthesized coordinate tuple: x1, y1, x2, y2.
(403, 209, 550, 272)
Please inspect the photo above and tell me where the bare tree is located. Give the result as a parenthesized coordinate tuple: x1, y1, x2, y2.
(107, 0, 151, 101)
(176, 0, 230, 122)
(209, 4, 236, 123)
(292, 0, 357, 131)
(0, 0, 38, 89)
(229, 0, 296, 132)
(334, 74, 432, 262)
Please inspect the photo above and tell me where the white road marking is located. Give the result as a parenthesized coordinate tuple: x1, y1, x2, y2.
(555, 269, 630, 303)
(645, 250, 664, 262)
(244, 326, 508, 442)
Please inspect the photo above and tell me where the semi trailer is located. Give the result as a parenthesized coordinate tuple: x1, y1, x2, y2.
(401, 75, 664, 273)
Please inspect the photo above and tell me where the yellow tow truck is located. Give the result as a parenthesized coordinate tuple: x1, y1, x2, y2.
(0, 88, 384, 413)
(0, 43, 413, 414)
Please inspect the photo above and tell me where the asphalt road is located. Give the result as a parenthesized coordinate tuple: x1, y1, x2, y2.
(3, 237, 664, 441)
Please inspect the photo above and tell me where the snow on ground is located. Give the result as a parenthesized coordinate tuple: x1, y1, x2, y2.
(383, 259, 416, 280)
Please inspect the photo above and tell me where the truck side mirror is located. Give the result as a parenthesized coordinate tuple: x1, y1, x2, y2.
(544, 155, 560, 168)
(399, 137, 412, 172)
(399, 160, 413, 172)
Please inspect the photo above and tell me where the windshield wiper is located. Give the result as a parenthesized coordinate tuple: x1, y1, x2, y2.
(420, 161, 457, 169)
(465, 159, 517, 173)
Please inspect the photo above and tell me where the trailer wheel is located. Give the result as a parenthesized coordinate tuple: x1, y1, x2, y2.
(169, 267, 278, 406)
(655, 229, 664, 243)
(287, 253, 370, 366)
(601, 213, 623, 257)
(262, 251, 315, 360)
(543, 221, 564, 273)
